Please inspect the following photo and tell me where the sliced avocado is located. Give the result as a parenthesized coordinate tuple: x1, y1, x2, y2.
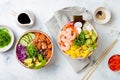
(34, 59, 46, 69)
(34, 62, 42, 69)
(24, 58, 33, 65)
(28, 63, 34, 68)
(33, 57, 37, 62)
(38, 54, 43, 61)
(41, 60, 46, 66)
(85, 34, 90, 39)
(24, 58, 35, 68)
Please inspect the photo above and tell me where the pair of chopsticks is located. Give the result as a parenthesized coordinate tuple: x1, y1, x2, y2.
(82, 39, 118, 80)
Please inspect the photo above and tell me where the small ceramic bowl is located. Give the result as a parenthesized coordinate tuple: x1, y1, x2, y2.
(16, 30, 54, 69)
(94, 7, 111, 24)
(12, 10, 35, 28)
(0, 26, 14, 52)
(108, 54, 120, 72)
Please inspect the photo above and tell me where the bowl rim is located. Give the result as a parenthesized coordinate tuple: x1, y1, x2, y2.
(15, 30, 54, 70)
(0, 25, 14, 53)
(57, 21, 98, 59)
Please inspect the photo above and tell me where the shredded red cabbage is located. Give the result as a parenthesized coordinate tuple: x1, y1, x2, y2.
(16, 44, 27, 63)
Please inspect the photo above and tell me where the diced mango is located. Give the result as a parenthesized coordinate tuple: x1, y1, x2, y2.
(71, 54, 77, 58)
(65, 50, 71, 54)
(70, 50, 75, 54)
(65, 44, 91, 59)
(82, 45, 87, 50)
(75, 48, 79, 53)
(81, 50, 90, 58)
(71, 45, 79, 50)
(76, 52, 82, 57)
(79, 50, 83, 54)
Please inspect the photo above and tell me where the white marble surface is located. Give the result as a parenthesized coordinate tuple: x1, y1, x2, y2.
(0, 0, 120, 80)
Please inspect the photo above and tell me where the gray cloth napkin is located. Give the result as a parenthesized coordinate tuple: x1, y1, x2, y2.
(45, 7, 93, 73)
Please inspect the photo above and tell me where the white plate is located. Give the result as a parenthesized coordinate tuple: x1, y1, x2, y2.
(0, 26, 14, 52)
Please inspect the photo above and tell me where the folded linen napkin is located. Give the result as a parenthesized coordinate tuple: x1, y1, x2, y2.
(45, 7, 93, 73)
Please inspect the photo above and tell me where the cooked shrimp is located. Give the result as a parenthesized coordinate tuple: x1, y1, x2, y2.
(66, 28, 72, 34)
(61, 35, 70, 43)
(60, 42, 70, 52)
(58, 22, 78, 51)
(58, 31, 67, 42)
(59, 40, 64, 46)
(63, 28, 76, 40)
(69, 31, 76, 40)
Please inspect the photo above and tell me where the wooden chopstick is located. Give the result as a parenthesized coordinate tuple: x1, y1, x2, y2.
(82, 39, 118, 80)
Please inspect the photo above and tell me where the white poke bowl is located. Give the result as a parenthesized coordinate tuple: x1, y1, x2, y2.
(57, 21, 98, 59)
(15, 30, 54, 69)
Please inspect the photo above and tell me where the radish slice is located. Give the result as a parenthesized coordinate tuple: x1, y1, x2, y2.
(74, 22, 82, 28)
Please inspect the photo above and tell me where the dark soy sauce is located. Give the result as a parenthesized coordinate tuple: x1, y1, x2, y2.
(18, 13, 31, 24)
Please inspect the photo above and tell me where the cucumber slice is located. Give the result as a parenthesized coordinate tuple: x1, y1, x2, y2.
(27, 34, 32, 42)
(23, 34, 33, 43)
(28, 33, 35, 40)
(19, 33, 35, 46)
(20, 39, 28, 46)
(25, 35, 30, 42)
(22, 37, 29, 43)
(20, 35, 30, 43)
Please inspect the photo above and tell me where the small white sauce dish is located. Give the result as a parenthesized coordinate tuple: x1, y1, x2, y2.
(12, 10, 35, 28)
(94, 7, 111, 24)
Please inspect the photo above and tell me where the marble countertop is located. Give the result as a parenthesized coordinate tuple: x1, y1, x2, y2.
(0, 0, 120, 80)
